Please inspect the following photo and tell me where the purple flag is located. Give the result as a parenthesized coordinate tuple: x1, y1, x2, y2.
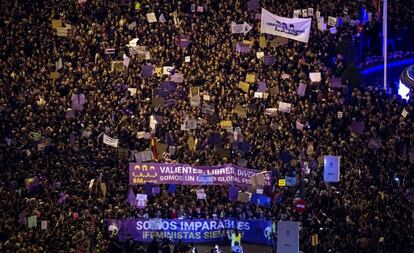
(228, 185, 239, 202)
(127, 189, 136, 206)
(142, 64, 153, 78)
(264, 55, 275, 65)
(236, 42, 251, 53)
(247, 0, 260, 10)
(258, 81, 266, 92)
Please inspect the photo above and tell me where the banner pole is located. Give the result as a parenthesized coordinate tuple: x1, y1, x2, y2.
(383, 0, 388, 91)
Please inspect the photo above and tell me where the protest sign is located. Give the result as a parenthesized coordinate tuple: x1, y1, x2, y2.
(111, 61, 124, 72)
(123, 54, 131, 67)
(254, 92, 268, 99)
(278, 102, 292, 113)
(238, 81, 250, 93)
(56, 28, 69, 37)
(196, 189, 207, 200)
(129, 163, 272, 187)
(285, 176, 297, 186)
(236, 42, 251, 53)
(311, 234, 319, 246)
(278, 179, 286, 186)
(185, 56, 191, 62)
(49, 72, 61, 79)
(231, 22, 244, 34)
(402, 109, 409, 118)
(136, 194, 148, 208)
(103, 134, 119, 148)
(296, 121, 304, 131)
(293, 10, 301, 18)
(277, 221, 300, 253)
(233, 105, 247, 118)
(135, 150, 153, 162)
(259, 36, 267, 48)
(308, 8, 314, 17)
(264, 55, 275, 65)
(41, 220, 47, 230)
(323, 155, 340, 182)
(250, 172, 266, 186)
(245, 73, 256, 83)
(163, 66, 174, 75)
(297, 83, 306, 97)
(329, 77, 342, 88)
(247, 0, 260, 11)
(328, 16, 337, 27)
(238, 192, 252, 202)
(128, 22, 137, 30)
(28, 215, 37, 228)
(309, 72, 322, 82)
(146, 13, 157, 23)
(261, 8, 312, 43)
(105, 48, 116, 55)
(51, 19, 62, 29)
(302, 9, 308, 18)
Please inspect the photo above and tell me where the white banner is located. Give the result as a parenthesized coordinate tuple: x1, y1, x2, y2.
(261, 8, 312, 43)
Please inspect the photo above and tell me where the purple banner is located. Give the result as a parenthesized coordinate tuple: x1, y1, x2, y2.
(129, 163, 271, 187)
(104, 218, 273, 245)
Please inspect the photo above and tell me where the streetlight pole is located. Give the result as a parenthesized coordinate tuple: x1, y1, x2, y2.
(383, 0, 388, 91)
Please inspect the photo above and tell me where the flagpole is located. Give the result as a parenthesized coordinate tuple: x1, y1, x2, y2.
(383, 0, 387, 91)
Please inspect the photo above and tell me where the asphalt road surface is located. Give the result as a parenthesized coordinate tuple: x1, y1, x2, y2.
(196, 243, 273, 253)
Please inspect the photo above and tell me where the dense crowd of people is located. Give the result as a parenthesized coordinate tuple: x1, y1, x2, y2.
(1, 0, 413, 252)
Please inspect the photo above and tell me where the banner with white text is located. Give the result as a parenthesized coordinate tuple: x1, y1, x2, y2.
(129, 163, 272, 187)
(105, 219, 274, 245)
(261, 8, 312, 43)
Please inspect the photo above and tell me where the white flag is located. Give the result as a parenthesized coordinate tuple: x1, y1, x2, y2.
(56, 58, 63, 70)
(103, 134, 119, 148)
(88, 179, 95, 190)
(243, 22, 253, 34)
(261, 8, 312, 43)
(123, 54, 131, 67)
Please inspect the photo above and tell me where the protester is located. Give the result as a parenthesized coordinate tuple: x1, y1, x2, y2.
(0, 0, 413, 253)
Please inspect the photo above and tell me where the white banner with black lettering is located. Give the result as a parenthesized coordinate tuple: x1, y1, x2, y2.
(261, 8, 312, 43)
